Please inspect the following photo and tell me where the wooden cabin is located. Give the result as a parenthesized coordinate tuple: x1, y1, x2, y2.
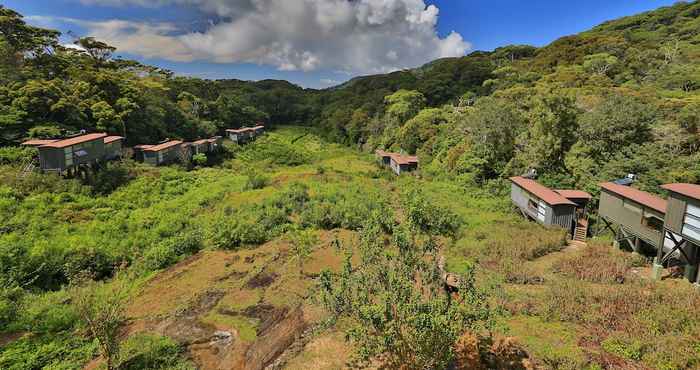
(132, 144, 153, 162)
(510, 177, 589, 239)
(141, 140, 183, 166)
(252, 125, 265, 135)
(375, 150, 392, 165)
(657, 183, 700, 283)
(598, 182, 667, 252)
(103, 136, 124, 160)
(191, 139, 210, 155)
(226, 128, 254, 144)
(207, 136, 223, 152)
(389, 154, 418, 175)
(31, 133, 108, 173)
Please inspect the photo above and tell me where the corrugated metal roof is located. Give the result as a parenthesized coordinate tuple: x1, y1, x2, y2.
(510, 177, 576, 206)
(133, 144, 154, 150)
(39, 133, 108, 148)
(193, 139, 209, 145)
(226, 128, 254, 133)
(143, 140, 183, 152)
(103, 136, 124, 144)
(600, 182, 667, 214)
(21, 139, 59, 147)
(555, 189, 593, 200)
(390, 154, 419, 165)
(661, 183, 700, 202)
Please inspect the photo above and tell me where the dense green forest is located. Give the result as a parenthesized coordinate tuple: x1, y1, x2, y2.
(2, 2, 700, 369)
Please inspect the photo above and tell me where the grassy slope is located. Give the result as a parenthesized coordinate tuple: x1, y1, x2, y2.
(2, 127, 700, 369)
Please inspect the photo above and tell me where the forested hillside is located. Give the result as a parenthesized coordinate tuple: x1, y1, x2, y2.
(3, 2, 700, 196)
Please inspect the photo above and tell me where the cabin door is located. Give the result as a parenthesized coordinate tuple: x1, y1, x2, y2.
(537, 201, 546, 223)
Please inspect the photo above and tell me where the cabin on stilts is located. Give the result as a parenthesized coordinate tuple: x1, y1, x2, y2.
(22, 133, 109, 175)
(509, 176, 591, 242)
(653, 184, 700, 285)
(103, 136, 125, 160)
(140, 140, 184, 166)
(598, 181, 667, 254)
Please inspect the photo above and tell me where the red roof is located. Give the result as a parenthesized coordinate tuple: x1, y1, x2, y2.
(133, 144, 154, 150)
(40, 133, 108, 148)
(555, 189, 593, 200)
(391, 154, 419, 165)
(375, 149, 390, 157)
(207, 137, 221, 143)
(661, 183, 700, 202)
(253, 125, 265, 130)
(510, 177, 576, 206)
(104, 136, 124, 144)
(600, 182, 667, 214)
(193, 139, 209, 145)
(143, 140, 183, 152)
(226, 128, 254, 134)
(21, 139, 59, 147)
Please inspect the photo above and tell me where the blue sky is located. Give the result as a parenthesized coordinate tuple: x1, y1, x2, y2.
(4, 0, 678, 88)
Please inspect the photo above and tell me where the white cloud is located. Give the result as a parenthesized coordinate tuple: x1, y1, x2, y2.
(320, 78, 340, 85)
(66, 0, 471, 74)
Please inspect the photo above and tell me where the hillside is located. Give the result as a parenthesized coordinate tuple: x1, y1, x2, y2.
(2, 2, 700, 369)
(2, 128, 700, 369)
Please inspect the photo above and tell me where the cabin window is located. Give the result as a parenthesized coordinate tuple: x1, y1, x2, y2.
(623, 200, 642, 214)
(642, 212, 664, 232)
(683, 204, 700, 241)
(527, 199, 538, 212)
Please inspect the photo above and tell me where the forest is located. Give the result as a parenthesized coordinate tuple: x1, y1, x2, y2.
(1, 1, 700, 369)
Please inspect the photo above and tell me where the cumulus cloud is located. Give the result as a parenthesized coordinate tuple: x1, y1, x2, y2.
(69, 0, 471, 74)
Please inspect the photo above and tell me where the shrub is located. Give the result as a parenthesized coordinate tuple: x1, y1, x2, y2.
(15, 290, 78, 333)
(92, 162, 134, 195)
(245, 170, 269, 190)
(553, 243, 646, 283)
(118, 334, 194, 370)
(401, 187, 461, 237)
(601, 336, 643, 361)
(0, 333, 97, 370)
(192, 153, 207, 167)
(0, 146, 35, 165)
(141, 231, 202, 271)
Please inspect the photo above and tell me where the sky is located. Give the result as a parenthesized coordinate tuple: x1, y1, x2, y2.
(3, 0, 679, 88)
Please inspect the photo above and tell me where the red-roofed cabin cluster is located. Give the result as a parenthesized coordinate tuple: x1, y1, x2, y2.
(133, 136, 223, 166)
(22, 133, 124, 174)
(226, 124, 265, 144)
(509, 176, 592, 242)
(375, 150, 419, 175)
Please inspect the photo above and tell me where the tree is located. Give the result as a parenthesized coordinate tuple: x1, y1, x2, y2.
(192, 153, 207, 167)
(74, 37, 116, 64)
(384, 90, 426, 123)
(583, 53, 619, 76)
(70, 272, 133, 370)
(288, 228, 318, 275)
(577, 93, 655, 160)
(514, 92, 579, 174)
(397, 108, 446, 154)
(320, 189, 491, 369)
(456, 97, 526, 181)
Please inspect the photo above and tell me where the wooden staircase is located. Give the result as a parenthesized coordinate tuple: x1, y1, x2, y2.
(573, 218, 588, 244)
(18, 159, 37, 178)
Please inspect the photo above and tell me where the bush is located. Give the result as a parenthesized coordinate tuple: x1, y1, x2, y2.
(15, 290, 78, 333)
(141, 231, 202, 271)
(245, 171, 269, 190)
(0, 333, 97, 370)
(92, 162, 134, 195)
(118, 334, 194, 370)
(192, 153, 207, 167)
(0, 146, 35, 165)
(553, 243, 646, 283)
(401, 187, 461, 236)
